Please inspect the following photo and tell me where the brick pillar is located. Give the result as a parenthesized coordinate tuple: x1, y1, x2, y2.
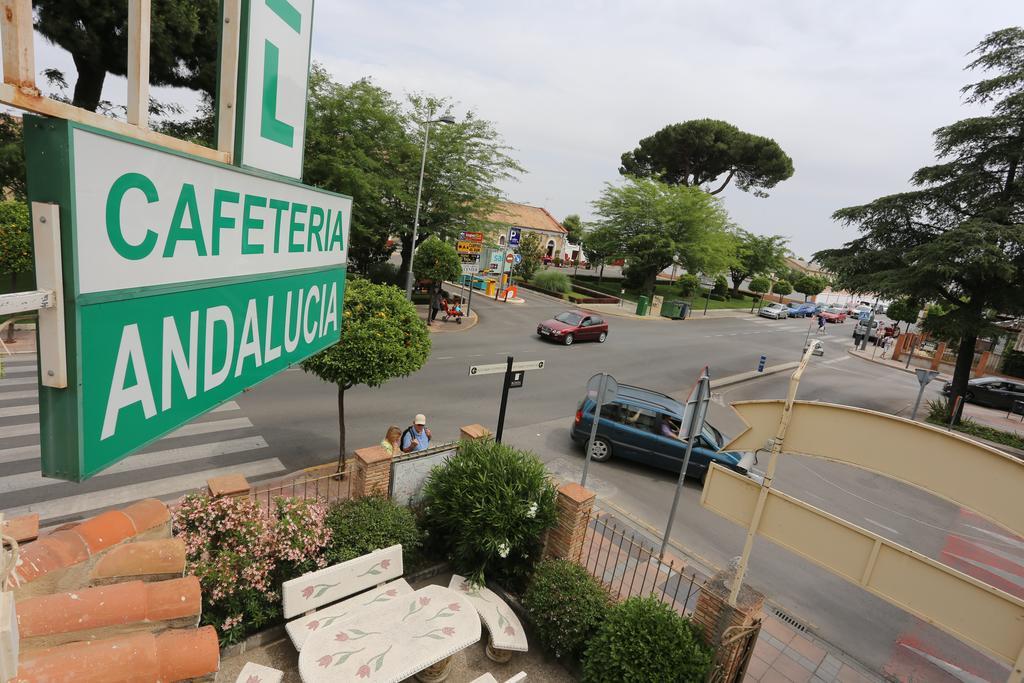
(692, 567, 765, 681)
(974, 350, 991, 377)
(352, 445, 393, 499)
(459, 424, 492, 441)
(891, 334, 907, 362)
(545, 483, 596, 561)
(930, 342, 947, 371)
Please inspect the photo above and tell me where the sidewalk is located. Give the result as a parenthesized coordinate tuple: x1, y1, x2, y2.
(578, 300, 754, 321)
(415, 304, 480, 333)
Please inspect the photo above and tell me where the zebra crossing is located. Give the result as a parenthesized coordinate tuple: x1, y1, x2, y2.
(0, 353, 289, 527)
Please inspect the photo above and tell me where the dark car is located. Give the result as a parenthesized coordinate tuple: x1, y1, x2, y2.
(787, 303, 817, 318)
(942, 376, 1024, 410)
(537, 310, 608, 345)
(570, 384, 755, 481)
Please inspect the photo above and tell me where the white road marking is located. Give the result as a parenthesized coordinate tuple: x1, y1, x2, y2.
(0, 376, 35, 386)
(0, 436, 269, 494)
(0, 390, 37, 402)
(862, 517, 900, 535)
(212, 401, 240, 413)
(0, 403, 36, 418)
(823, 356, 850, 365)
(437, 356, 454, 360)
(965, 524, 1024, 552)
(3, 458, 287, 522)
(898, 644, 989, 683)
(944, 553, 1024, 589)
(0, 416, 253, 440)
(0, 421, 37, 438)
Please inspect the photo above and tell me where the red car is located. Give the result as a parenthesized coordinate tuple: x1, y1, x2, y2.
(537, 310, 608, 345)
(819, 306, 847, 323)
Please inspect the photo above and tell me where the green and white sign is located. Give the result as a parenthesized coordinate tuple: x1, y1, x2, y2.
(25, 118, 350, 481)
(235, 0, 313, 179)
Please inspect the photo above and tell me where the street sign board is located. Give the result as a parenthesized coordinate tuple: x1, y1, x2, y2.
(505, 252, 515, 264)
(677, 366, 711, 440)
(234, 0, 314, 179)
(509, 370, 525, 388)
(457, 241, 482, 254)
(461, 261, 480, 275)
(514, 253, 522, 265)
(508, 227, 521, 246)
(25, 118, 350, 481)
(469, 360, 544, 376)
(458, 231, 484, 243)
(914, 368, 940, 388)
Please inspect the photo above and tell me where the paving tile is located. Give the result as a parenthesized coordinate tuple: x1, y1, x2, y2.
(746, 655, 770, 681)
(835, 663, 872, 683)
(762, 616, 796, 645)
(759, 667, 793, 683)
(754, 639, 782, 665)
(788, 635, 826, 666)
(772, 654, 814, 683)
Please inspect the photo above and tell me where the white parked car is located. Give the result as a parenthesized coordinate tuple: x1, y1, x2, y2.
(758, 303, 789, 319)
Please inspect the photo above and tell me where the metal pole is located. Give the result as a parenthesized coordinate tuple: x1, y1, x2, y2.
(404, 121, 432, 300)
(660, 372, 709, 557)
(495, 356, 514, 442)
(910, 383, 927, 421)
(858, 299, 878, 351)
(466, 274, 474, 317)
(905, 338, 917, 369)
(703, 285, 711, 316)
(581, 373, 608, 489)
(728, 341, 820, 605)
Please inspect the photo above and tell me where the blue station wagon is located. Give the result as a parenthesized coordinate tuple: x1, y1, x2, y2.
(570, 384, 756, 481)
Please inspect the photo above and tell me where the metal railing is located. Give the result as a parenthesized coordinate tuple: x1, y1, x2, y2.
(247, 467, 351, 517)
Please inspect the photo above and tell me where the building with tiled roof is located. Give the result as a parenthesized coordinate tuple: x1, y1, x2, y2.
(483, 201, 568, 259)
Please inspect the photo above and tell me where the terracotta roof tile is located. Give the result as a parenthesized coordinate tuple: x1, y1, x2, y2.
(155, 626, 220, 681)
(73, 511, 136, 554)
(145, 576, 201, 622)
(483, 201, 567, 234)
(1, 513, 39, 543)
(11, 542, 63, 586)
(91, 538, 186, 582)
(122, 498, 170, 533)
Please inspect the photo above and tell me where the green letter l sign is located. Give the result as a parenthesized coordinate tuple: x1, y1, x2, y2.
(261, 41, 294, 147)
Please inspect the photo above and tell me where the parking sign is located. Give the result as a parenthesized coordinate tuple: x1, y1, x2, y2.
(509, 227, 521, 246)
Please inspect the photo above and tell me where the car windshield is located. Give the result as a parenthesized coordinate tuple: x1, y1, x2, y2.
(554, 312, 583, 325)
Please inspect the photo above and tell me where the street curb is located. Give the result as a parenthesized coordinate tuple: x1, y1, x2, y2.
(713, 362, 800, 389)
(845, 347, 952, 381)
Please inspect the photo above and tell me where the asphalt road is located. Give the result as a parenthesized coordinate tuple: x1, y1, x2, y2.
(3, 286, 1017, 682)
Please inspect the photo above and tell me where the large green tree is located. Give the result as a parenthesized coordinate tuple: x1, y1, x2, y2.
(394, 96, 523, 286)
(513, 232, 544, 282)
(34, 0, 219, 112)
(592, 177, 731, 298)
(816, 27, 1024, 422)
(727, 230, 790, 297)
(620, 119, 794, 197)
(0, 115, 25, 200)
(413, 236, 460, 324)
(301, 279, 431, 470)
(886, 297, 921, 333)
(302, 69, 412, 271)
(580, 225, 620, 283)
(562, 214, 584, 244)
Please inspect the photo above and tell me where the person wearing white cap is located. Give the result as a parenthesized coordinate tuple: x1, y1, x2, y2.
(401, 414, 432, 453)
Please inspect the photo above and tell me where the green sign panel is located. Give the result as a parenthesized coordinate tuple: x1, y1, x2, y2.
(25, 117, 351, 481)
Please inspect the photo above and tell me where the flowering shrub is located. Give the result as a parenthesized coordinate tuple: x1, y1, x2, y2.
(421, 438, 557, 590)
(524, 560, 609, 658)
(174, 494, 332, 645)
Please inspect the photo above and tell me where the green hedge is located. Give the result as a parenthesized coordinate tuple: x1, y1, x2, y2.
(524, 560, 610, 659)
(531, 271, 572, 294)
(324, 496, 421, 566)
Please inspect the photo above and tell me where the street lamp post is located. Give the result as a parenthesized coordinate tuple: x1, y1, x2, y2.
(404, 115, 456, 300)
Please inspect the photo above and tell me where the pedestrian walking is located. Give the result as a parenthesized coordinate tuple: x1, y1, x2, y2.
(380, 425, 402, 456)
(816, 313, 826, 335)
(401, 414, 432, 453)
(429, 288, 443, 324)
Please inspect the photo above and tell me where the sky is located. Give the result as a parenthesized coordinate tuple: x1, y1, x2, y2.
(33, 0, 1023, 260)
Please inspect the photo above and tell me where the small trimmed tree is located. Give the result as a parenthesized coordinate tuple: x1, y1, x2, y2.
(0, 201, 32, 343)
(302, 279, 431, 471)
(794, 275, 824, 301)
(748, 275, 770, 312)
(886, 297, 921, 333)
(412, 236, 460, 323)
(773, 279, 793, 297)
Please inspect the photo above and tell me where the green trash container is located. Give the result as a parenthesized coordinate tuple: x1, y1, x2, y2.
(661, 300, 689, 319)
(635, 295, 650, 316)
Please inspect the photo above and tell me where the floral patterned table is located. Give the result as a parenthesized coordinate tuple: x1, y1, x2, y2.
(298, 584, 481, 682)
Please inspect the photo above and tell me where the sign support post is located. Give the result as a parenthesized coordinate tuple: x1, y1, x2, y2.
(495, 356, 514, 443)
(581, 373, 618, 488)
(660, 369, 710, 557)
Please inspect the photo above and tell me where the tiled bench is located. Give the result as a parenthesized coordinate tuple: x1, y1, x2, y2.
(470, 673, 527, 683)
(449, 575, 528, 662)
(282, 544, 412, 651)
(236, 662, 283, 683)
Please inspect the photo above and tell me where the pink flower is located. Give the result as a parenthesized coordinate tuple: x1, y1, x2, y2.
(302, 586, 315, 599)
(335, 632, 349, 642)
(318, 655, 333, 668)
(385, 589, 397, 597)
(380, 559, 391, 569)
(306, 620, 320, 631)
(504, 626, 515, 636)
(357, 664, 371, 678)
(448, 602, 460, 612)
(419, 596, 431, 606)
(442, 627, 455, 636)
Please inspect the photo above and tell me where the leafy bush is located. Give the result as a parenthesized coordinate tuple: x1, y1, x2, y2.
(925, 398, 1024, 449)
(324, 496, 421, 566)
(174, 494, 331, 645)
(524, 560, 610, 658)
(677, 273, 700, 298)
(582, 597, 712, 683)
(926, 397, 951, 423)
(1003, 349, 1024, 379)
(532, 270, 572, 294)
(709, 293, 727, 301)
(422, 438, 558, 589)
(364, 262, 399, 286)
(712, 274, 729, 297)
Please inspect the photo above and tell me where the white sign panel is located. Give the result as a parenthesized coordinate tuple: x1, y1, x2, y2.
(469, 360, 545, 376)
(461, 262, 480, 275)
(236, 0, 314, 179)
(72, 128, 349, 294)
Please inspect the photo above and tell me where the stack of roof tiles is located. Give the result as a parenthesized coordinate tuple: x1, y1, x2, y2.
(3, 499, 220, 682)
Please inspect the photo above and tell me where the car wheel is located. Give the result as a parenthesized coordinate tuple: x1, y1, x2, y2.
(588, 437, 612, 462)
(564, 333, 574, 346)
(597, 331, 607, 343)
